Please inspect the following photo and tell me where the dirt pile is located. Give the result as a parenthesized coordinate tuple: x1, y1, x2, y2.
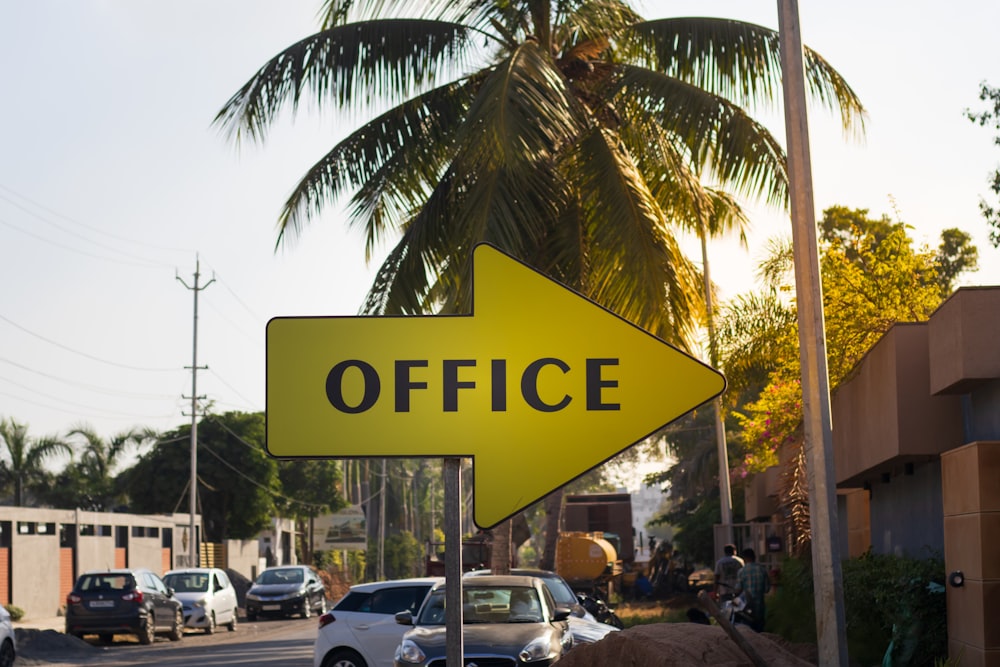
(558, 623, 817, 667)
(14, 628, 98, 664)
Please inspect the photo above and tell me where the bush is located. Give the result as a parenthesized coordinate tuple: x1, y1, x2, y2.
(767, 552, 947, 666)
(4, 605, 24, 622)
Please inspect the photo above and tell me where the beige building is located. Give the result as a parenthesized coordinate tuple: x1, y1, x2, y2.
(0, 507, 297, 620)
(744, 286, 1000, 667)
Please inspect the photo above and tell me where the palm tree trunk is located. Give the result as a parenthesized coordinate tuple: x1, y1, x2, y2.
(539, 489, 563, 571)
(490, 519, 512, 574)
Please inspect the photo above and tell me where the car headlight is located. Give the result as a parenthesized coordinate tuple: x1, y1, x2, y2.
(192, 597, 208, 608)
(396, 639, 426, 664)
(519, 637, 554, 662)
(246, 593, 260, 602)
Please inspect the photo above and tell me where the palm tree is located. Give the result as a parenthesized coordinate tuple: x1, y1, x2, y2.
(216, 0, 864, 547)
(66, 424, 155, 510)
(216, 0, 863, 344)
(0, 417, 72, 506)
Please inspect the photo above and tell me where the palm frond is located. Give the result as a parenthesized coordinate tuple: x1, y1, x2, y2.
(214, 19, 480, 143)
(618, 17, 865, 133)
(275, 76, 482, 253)
(571, 127, 703, 348)
(615, 64, 789, 208)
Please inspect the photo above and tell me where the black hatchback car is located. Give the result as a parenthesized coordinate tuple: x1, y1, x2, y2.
(65, 568, 184, 644)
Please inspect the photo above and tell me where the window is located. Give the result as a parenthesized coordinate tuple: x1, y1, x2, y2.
(333, 591, 371, 612)
(369, 586, 432, 615)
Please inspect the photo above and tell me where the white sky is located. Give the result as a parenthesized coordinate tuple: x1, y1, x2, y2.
(2, 1, 1000, 442)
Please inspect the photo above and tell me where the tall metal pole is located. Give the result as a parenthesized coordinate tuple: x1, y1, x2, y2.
(776, 2, 849, 664)
(700, 223, 734, 546)
(177, 256, 214, 568)
(378, 458, 387, 580)
(443, 457, 464, 666)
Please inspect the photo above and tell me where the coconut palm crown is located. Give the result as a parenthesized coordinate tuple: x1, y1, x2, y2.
(216, 0, 864, 350)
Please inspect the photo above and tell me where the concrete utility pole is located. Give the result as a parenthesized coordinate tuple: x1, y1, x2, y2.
(177, 256, 214, 568)
(700, 222, 734, 545)
(776, 2, 849, 665)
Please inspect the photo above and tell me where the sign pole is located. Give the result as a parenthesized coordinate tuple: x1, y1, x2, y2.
(443, 457, 463, 665)
(776, 1, 849, 664)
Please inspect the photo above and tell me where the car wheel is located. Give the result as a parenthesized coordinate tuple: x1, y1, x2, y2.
(168, 609, 184, 641)
(137, 618, 155, 645)
(98, 633, 113, 645)
(0, 638, 14, 667)
(302, 598, 312, 619)
(205, 611, 216, 634)
(317, 596, 327, 614)
(247, 610, 257, 622)
(227, 608, 238, 631)
(323, 648, 368, 667)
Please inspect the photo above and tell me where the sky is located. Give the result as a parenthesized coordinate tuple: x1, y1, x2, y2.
(2, 0, 1000, 446)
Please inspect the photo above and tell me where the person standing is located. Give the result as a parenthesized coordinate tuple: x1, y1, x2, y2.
(713, 544, 744, 600)
(737, 547, 771, 631)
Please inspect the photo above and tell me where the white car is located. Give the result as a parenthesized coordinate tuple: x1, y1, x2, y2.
(0, 605, 15, 667)
(313, 577, 441, 667)
(163, 567, 239, 633)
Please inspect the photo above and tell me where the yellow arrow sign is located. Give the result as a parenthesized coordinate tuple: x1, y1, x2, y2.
(267, 244, 725, 528)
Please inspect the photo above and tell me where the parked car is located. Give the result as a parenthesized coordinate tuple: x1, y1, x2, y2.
(65, 568, 184, 644)
(393, 575, 573, 667)
(313, 577, 441, 667)
(0, 604, 15, 667)
(246, 565, 326, 621)
(163, 567, 239, 633)
(465, 568, 619, 645)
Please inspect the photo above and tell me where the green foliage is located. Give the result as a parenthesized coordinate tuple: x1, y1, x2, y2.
(3, 604, 24, 621)
(966, 81, 1000, 247)
(768, 554, 947, 666)
(122, 412, 280, 541)
(382, 530, 423, 580)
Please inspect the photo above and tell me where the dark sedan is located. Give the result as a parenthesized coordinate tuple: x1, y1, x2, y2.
(394, 575, 572, 667)
(65, 568, 184, 644)
(245, 565, 327, 621)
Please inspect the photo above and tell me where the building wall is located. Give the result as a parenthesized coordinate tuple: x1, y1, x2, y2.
(0, 507, 198, 619)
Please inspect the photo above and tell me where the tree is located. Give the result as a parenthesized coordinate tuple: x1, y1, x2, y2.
(731, 207, 978, 550)
(122, 412, 280, 541)
(217, 0, 863, 564)
(61, 425, 155, 511)
(0, 417, 71, 506)
(966, 81, 1000, 247)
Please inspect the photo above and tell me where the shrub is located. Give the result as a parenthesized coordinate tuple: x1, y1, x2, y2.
(767, 551, 946, 666)
(4, 605, 24, 622)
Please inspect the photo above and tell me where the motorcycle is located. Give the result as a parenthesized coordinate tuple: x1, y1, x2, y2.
(576, 591, 624, 630)
(719, 593, 757, 630)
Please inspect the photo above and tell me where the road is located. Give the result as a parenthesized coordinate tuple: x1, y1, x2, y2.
(22, 616, 319, 667)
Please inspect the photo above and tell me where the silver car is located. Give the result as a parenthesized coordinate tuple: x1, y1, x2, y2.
(163, 567, 239, 633)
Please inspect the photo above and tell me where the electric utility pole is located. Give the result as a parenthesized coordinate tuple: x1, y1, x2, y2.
(177, 256, 214, 568)
(777, 2, 849, 664)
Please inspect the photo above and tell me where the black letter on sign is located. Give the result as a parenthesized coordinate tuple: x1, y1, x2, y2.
(522, 358, 571, 412)
(443, 359, 476, 412)
(491, 359, 507, 411)
(326, 360, 379, 413)
(586, 358, 620, 410)
(396, 360, 429, 412)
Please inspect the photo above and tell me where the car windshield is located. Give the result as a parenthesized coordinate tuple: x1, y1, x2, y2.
(77, 573, 134, 592)
(257, 568, 303, 585)
(164, 573, 208, 593)
(418, 586, 542, 625)
(536, 575, 576, 607)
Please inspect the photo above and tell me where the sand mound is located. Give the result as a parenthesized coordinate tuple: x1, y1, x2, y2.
(557, 623, 816, 667)
(15, 628, 98, 662)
